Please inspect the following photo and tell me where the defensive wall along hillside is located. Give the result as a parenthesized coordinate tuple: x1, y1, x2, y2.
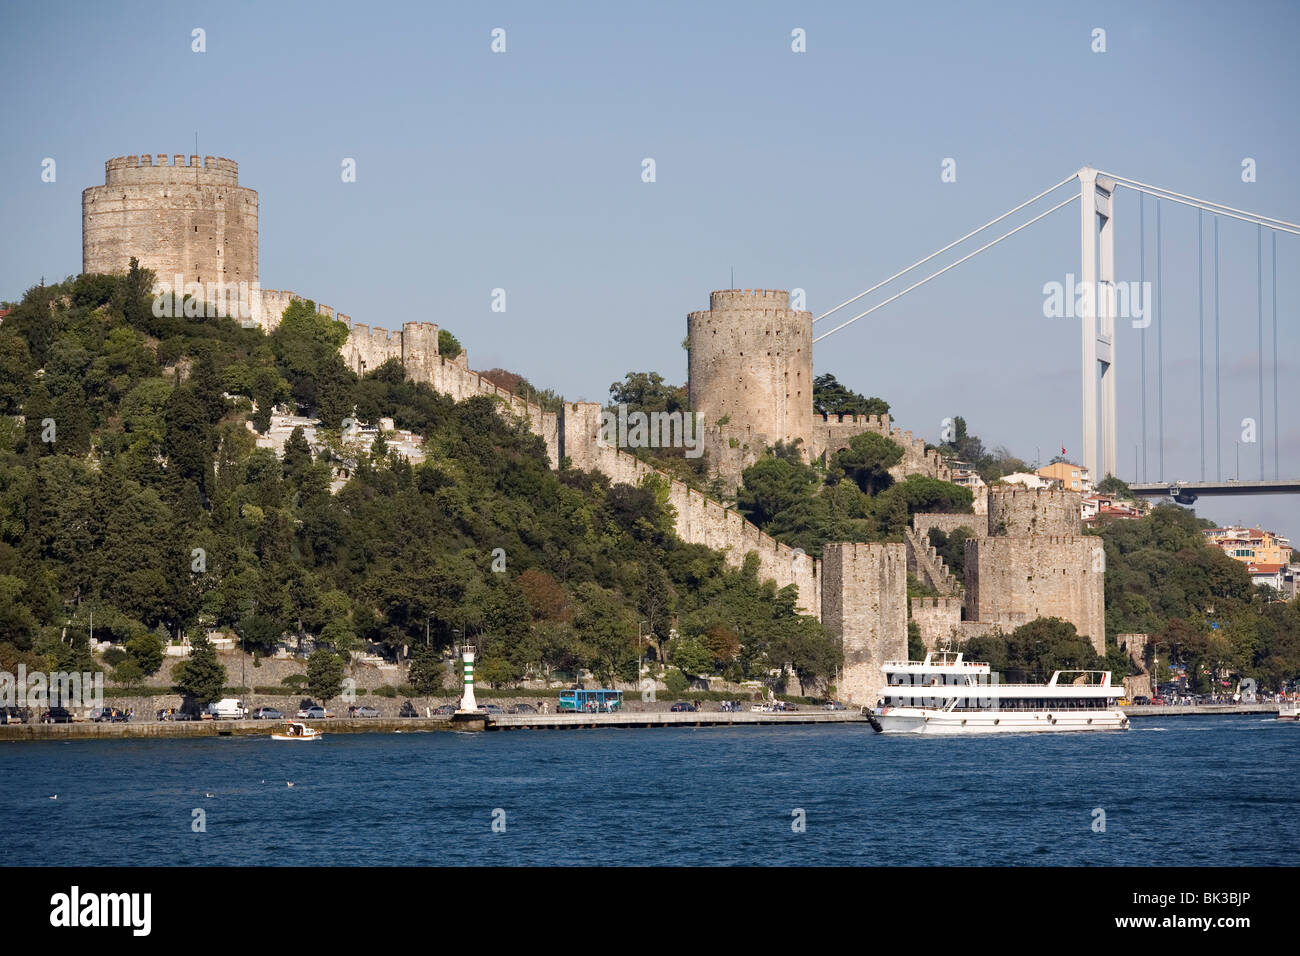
(559, 401, 821, 617)
(249, 302, 809, 617)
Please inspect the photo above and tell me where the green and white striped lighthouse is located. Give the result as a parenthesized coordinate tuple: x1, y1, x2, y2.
(459, 645, 479, 712)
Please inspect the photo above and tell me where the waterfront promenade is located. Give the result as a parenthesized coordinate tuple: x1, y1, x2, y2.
(0, 709, 867, 740)
(0, 703, 1284, 741)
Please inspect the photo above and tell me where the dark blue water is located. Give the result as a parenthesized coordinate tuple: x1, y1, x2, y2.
(4, 716, 1296, 866)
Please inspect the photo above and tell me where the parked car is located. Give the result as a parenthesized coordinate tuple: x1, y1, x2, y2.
(249, 707, 284, 720)
(824, 700, 846, 711)
(507, 703, 537, 714)
(481, 703, 504, 715)
(91, 706, 129, 723)
(399, 700, 419, 718)
(432, 704, 456, 715)
(669, 701, 697, 712)
(299, 706, 329, 719)
(40, 707, 74, 724)
(296, 701, 318, 719)
(1150, 696, 1166, 705)
(1133, 696, 1151, 706)
(1, 706, 30, 724)
(348, 705, 381, 718)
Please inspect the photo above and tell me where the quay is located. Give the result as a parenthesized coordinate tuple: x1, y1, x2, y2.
(485, 710, 865, 730)
(0, 710, 867, 740)
(1, 704, 1285, 741)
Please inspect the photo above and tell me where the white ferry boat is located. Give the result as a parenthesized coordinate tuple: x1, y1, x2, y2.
(864, 650, 1128, 735)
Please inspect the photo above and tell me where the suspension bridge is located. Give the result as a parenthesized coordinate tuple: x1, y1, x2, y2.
(813, 167, 1297, 503)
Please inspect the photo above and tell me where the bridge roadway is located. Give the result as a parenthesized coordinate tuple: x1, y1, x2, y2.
(1129, 479, 1300, 503)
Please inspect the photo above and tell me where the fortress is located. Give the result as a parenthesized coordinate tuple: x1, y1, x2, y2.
(84, 154, 258, 291)
(687, 289, 952, 487)
(80, 154, 1106, 703)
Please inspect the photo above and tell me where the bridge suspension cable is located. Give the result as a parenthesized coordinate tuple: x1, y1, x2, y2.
(814, 172, 1081, 322)
(813, 194, 1078, 342)
(1103, 172, 1300, 236)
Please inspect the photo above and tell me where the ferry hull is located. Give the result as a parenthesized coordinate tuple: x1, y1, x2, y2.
(872, 708, 1129, 735)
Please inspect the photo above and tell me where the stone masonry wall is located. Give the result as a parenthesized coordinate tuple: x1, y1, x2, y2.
(964, 536, 1105, 653)
(911, 513, 980, 539)
(904, 527, 961, 596)
(687, 289, 813, 452)
(821, 542, 907, 706)
(84, 154, 257, 290)
(987, 486, 1082, 537)
(560, 402, 820, 616)
(807, 414, 953, 485)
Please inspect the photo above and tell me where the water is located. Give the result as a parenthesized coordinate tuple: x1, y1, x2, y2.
(4, 716, 1297, 866)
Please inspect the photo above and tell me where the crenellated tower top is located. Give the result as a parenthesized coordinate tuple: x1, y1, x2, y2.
(103, 154, 240, 186)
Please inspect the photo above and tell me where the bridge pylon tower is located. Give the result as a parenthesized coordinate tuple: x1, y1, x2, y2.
(1079, 166, 1118, 480)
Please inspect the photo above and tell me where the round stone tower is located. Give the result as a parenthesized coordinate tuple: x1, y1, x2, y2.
(82, 153, 258, 291)
(986, 486, 1082, 537)
(687, 289, 813, 448)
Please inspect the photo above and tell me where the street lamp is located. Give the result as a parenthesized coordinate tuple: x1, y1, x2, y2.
(638, 621, 648, 685)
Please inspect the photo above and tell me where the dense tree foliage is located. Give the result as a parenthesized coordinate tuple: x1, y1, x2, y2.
(813, 373, 889, 418)
(960, 617, 1115, 683)
(934, 415, 1029, 481)
(0, 271, 838, 691)
(737, 442, 973, 558)
(1089, 504, 1296, 690)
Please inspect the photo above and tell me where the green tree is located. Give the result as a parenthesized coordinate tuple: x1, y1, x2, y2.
(174, 633, 227, 706)
(669, 635, 714, 676)
(408, 644, 444, 696)
(438, 328, 463, 358)
(812, 373, 889, 418)
(608, 371, 686, 414)
(306, 647, 346, 704)
(737, 455, 819, 526)
(126, 631, 165, 676)
(830, 432, 903, 495)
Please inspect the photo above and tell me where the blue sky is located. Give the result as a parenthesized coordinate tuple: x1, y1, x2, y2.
(2, 0, 1297, 534)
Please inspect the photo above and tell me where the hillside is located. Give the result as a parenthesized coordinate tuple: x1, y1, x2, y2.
(0, 266, 840, 694)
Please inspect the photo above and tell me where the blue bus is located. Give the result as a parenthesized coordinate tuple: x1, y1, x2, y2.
(558, 689, 623, 713)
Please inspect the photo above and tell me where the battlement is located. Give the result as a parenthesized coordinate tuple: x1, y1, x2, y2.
(103, 153, 240, 186)
(911, 596, 964, 611)
(708, 289, 791, 310)
(976, 535, 1097, 546)
(987, 485, 1083, 536)
(819, 413, 890, 428)
(987, 485, 1078, 501)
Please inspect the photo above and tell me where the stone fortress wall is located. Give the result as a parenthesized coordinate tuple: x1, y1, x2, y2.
(83, 154, 258, 292)
(987, 485, 1083, 537)
(906, 488, 1105, 656)
(821, 543, 907, 706)
(80, 156, 1108, 707)
(559, 402, 820, 617)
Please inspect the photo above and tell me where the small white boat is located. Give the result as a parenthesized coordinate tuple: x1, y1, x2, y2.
(1278, 700, 1299, 721)
(271, 721, 323, 741)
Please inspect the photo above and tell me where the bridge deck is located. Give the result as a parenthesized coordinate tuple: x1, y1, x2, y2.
(1130, 479, 1300, 498)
